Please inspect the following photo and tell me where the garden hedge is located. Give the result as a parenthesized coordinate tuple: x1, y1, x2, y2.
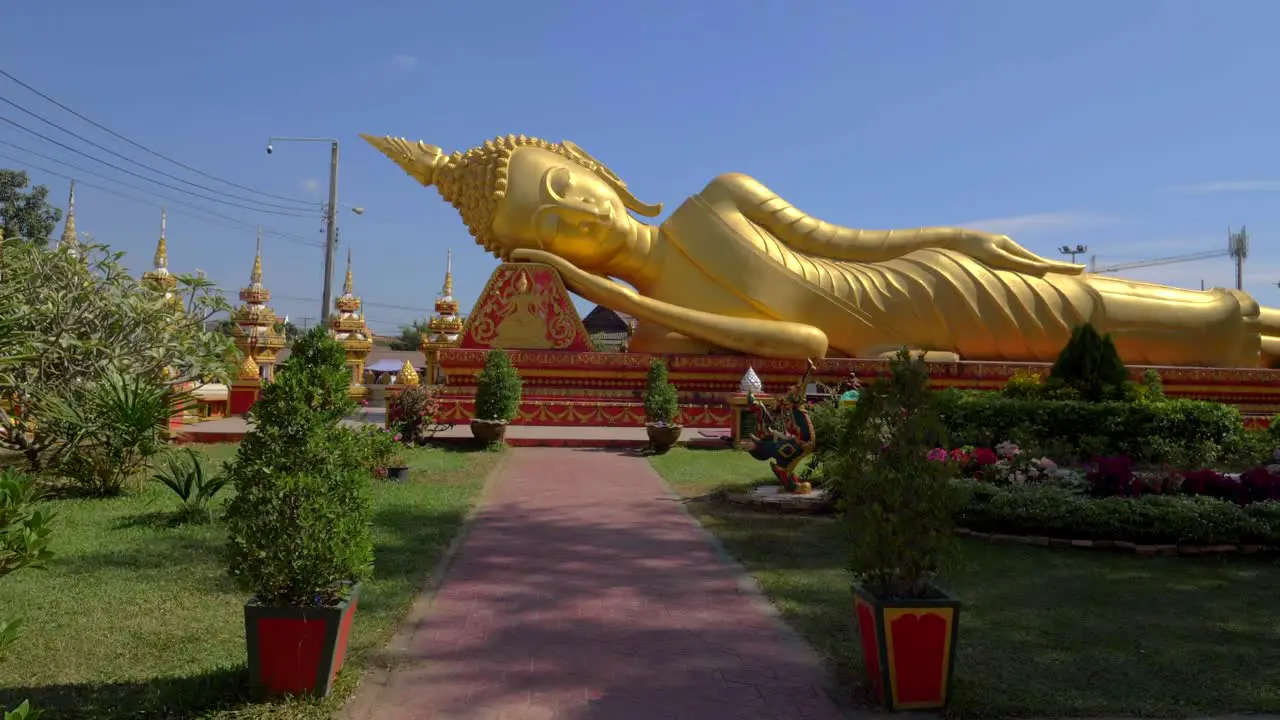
(934, 391, 1243, 463)
(955, 479, 1280, 546)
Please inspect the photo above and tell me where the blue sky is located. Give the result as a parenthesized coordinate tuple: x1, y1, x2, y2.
(3, 0, 1279, 336)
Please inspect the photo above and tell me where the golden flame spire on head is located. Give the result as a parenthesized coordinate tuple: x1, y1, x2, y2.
(343, 247, 354, 295)
(443, 248, 453, 297)
(250, 228, 263, 285)
(153, 208, 169, 270)
(360, 133, 662, 259)
(59, 180, 78, 251)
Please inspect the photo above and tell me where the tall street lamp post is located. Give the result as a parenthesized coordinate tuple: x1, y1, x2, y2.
(266, 137, 364, 321)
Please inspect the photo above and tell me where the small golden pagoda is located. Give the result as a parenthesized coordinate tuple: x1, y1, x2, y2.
(59, 180, 79, 256)
(141, 209, 181, 307)
(328, 249, 374, 399)
(232, 230, 286, 381)
(421, 249, 464, 385)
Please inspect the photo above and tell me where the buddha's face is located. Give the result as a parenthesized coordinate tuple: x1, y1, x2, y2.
(491, 147, 633, 271)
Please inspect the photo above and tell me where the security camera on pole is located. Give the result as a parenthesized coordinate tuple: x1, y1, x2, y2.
(266, 137, 364, 321)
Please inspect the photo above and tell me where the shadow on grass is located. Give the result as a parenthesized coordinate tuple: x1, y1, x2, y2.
(0, 666, 252, 720)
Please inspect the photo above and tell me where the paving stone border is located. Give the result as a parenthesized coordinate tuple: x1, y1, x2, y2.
(724, 485, 834, 513)
(954, 527, 1279, 557)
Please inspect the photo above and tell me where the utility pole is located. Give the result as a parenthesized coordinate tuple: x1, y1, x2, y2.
(1228, 226, 1249, 291)
(1059, 244, 1088, 264)
(323, 141, 339, 322)
(266, 136, 365, 323)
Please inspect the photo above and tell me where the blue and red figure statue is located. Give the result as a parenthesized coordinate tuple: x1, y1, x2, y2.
(744, 360, 818, 494)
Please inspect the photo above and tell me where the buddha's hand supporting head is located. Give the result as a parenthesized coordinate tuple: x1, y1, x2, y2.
(361, 134, 662, 273)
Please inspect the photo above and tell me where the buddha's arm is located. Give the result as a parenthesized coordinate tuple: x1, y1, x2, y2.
(699, 173, 1083, 275)
(509, 249, 829, 359)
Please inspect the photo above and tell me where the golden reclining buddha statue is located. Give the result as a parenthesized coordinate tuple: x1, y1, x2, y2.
(363, 133, 1280, 369)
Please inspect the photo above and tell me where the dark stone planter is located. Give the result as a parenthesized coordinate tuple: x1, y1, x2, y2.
(852, 582, 960, 711)
(470, 418, 508, 444)
(386, 466, 410, 481)
(645, 422, 683, 452)
(244, 582, 361, 698)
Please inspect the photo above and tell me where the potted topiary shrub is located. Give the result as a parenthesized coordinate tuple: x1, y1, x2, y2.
(833, 347, 967, 711)
(223, 327, 373, 698)
(643, 358, 682, 452)
(471, 349, 522, 444)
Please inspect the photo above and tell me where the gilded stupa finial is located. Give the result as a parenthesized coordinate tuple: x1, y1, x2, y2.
(343, 247, 354, 295)
(153, 208, 169, 270)
(398, 360, 420, 387)
(443, 248, 454, 297)
(250, 228, 263, 285)
(237, 353, 260, 381)
(59, 180, 78, 252)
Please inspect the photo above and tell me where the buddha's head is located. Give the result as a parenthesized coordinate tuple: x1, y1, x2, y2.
(362, 134, 662, 272)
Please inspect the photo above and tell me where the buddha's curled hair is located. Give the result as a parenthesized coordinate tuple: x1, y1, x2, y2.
(360, 133, 662, 258)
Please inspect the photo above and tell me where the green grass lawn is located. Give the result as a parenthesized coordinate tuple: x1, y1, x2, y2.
(650, 447, 1280, 718)
(0, 443, 499, 720)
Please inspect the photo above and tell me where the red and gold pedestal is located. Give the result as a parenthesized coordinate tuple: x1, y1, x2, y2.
(229, 379, 261, 415)
(853, 583, 961, 711)
(728, 392, 773, 448)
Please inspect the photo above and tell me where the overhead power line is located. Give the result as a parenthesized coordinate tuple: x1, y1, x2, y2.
(0, 140, 323, 244)
(0, 112, 316, 217)
(0, 151, 322, 248)
(276, 294, 434, 314)
(0, 69, 317, 207)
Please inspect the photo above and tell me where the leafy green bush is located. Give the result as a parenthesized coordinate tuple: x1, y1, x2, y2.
(473, 349, 522, 422)
(223, 327, 372, 607)
(1050, 323, 1129, 401)
(151, 448, 229, 523)
(1141, 368, 1165, 401)
(0, 468, 55, 720)
(354, 425, 401, 476)
(41, 372, 184, 497)
(834, 348, 965, 599)
(643, 359, 679, 425)
(1000, 368, 1046, 400)
(955, 479, 1280, 546)
(935, 391, 1243, 465)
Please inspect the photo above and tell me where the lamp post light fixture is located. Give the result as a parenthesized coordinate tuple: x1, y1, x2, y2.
(1058, 244, 1088, 264)
(265, 136, 364, 321)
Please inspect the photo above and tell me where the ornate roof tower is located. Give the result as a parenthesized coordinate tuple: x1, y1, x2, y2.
(232, 230, 286, 381)
(141, 209, 180, 305)
(59, 181, 79, 255)
(328, 249, 374, 398)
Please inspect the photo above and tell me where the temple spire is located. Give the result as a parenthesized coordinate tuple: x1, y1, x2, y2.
(250, 228, 263, 285)
(59, 180, 78, 252)
(153, 208, 169, 270)
(442, 248, 454, 298)
(343, 247, 354, 295)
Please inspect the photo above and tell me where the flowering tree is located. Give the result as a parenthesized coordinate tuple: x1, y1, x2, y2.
(0, 241, 235, 470)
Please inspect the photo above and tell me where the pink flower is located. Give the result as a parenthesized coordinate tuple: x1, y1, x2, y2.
(927, 447, 948, 462)
(393, 433, 402, 442)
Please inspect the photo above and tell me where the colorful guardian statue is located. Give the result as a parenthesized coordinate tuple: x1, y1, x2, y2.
(363, 133, 1280, 369)
(744, 361, 818, 494)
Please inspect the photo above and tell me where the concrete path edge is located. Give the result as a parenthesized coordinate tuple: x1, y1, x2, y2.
(338, 449, 513, 720)
(646, 453, 866, 718)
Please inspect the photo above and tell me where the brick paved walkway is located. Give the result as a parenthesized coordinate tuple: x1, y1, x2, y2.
(344, 447, 846, 720)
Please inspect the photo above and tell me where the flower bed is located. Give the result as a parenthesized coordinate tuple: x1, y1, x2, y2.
(921, 441, 1280, 550)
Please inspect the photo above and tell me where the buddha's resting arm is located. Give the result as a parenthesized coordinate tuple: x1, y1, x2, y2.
(699, 173, 1084, 276)
(509, 249, 829, 359)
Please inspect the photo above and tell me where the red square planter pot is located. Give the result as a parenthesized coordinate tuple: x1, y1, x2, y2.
(852, 583, 961, 711)
(244, 583, 361, 698)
